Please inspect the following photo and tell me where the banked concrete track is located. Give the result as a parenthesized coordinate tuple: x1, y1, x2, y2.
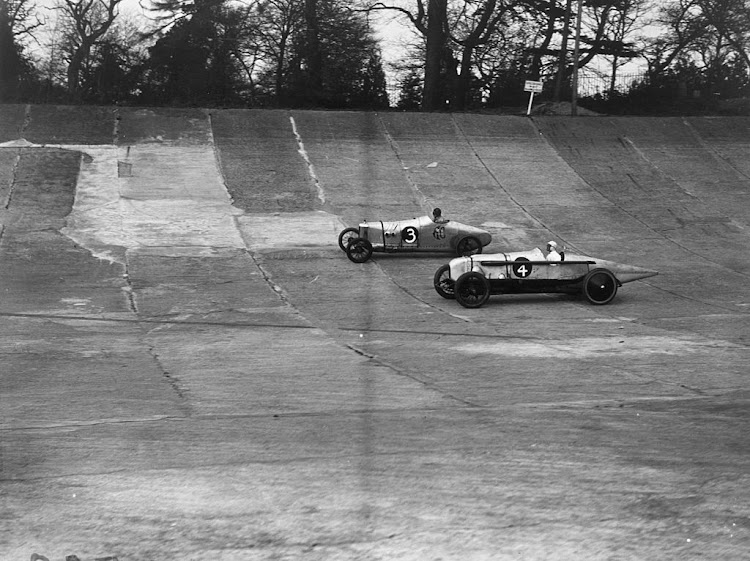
(1, 105, 748, 560)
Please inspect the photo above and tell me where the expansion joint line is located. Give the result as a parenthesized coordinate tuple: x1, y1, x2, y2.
(119, 255, 188, 402)
(239, 241, 293, 308)
(112, 107, 121, 145)
(207, 111, 235, 206)
(451, 114, 555, 236)
(682, 117, 750, 182)
(289, 114, 326, 205)
(346, 343, 479, 407)
(376, 111, 429, 212)
(4, 152, 20, 210)
(151, 344, 187, 400)
(22, 104, 31, 136)
(121, 263, 138, 315)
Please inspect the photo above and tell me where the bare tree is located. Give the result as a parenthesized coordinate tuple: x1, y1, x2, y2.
(642, 0, 705, 77)
(3, 0, 44, 39)
(595, 0, 647, 92)
(365, 0, 533, 110)
(697, 0, 750, 68)
(449, 0, 529, 108)
(253, 0, 303, 99)
(364, 0, 448, 109)
(641, 0, 750, 96)
(55, 0, 122, 95)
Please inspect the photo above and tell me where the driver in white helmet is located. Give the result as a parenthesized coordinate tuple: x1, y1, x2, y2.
(546, 240, 562, 261)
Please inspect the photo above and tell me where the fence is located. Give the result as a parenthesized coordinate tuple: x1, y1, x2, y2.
(575, 69, 648, 97)
(383, 69, 649, 108)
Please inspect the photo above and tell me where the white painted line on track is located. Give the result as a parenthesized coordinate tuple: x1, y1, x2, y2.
(289, 116, 326, 205)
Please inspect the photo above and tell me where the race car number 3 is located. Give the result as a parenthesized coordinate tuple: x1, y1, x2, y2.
(402, 226, 419, 244)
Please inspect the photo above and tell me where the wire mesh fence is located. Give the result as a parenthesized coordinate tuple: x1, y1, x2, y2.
(576, 69, 648, 97)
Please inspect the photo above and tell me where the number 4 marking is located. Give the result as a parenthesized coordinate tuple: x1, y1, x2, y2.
(513, 258, 532, 278)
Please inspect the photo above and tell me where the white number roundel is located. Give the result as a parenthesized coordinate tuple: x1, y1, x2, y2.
(513, 257, 532, 278)
(402, 226, 419, 244)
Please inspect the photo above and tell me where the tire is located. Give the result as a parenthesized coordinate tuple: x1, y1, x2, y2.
(434, 264, 456, 299)
(455, 271, 490, 308)
(456, 236, 482, 256)
(338, 227, 359, 251)
(583, 268, 618, 305)
(346, 238, 373, 263)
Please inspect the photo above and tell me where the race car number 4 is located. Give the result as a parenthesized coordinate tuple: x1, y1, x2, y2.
(513, 258, 532, 278)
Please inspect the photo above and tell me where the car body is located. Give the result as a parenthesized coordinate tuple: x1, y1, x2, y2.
(434, 247, 658, 308)
(339, 214, 492, 263)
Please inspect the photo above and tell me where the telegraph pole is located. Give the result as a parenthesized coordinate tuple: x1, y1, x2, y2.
(571, 0, 583, 116)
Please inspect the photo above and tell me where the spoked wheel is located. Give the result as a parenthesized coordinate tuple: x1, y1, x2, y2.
(433, 264, 455, 299)
(455, 271, 490, 308)
(583, 268, 618, 305)
(338, 228, 359, 251)
(346, 238, 373, 263)
(456, 236, 482, 256)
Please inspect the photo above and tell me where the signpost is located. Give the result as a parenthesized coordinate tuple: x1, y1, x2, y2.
(524, 80, 543, 115)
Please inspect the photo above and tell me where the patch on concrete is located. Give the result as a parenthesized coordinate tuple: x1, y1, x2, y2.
(237, 211, 347, 251)
(61, 145, 245, 263)
(0, 138, 35, 148)
(454, 335, 738, 358)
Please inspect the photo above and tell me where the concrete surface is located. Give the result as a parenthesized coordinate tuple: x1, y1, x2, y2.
(0, 105, 748, 560)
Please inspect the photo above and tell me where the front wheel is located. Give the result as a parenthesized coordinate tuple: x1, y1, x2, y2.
(346, 238, 373, 263)
(338, 227, 359, 251)
(455, 271, 490, 308)
(456, 236, 482, 256)
(434, 264, 455, 299)
(583, 268, 618, 305)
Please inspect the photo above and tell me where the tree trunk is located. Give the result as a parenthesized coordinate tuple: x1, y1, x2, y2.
(422, 0, 447, 111)
(453, 45, 474, 110)
(609, 55, 618, 93)
(554, 0, 573, 101)
(304, 0, 323, 104)
(67, 43, 92, 96)
(531, 0, 558, 79)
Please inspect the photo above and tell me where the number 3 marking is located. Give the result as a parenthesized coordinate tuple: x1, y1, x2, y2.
(402, 226, 418, 244)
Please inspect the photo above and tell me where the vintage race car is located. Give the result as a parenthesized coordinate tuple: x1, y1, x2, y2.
(339, 213, 492, 263)
(434, 247, 657, 308)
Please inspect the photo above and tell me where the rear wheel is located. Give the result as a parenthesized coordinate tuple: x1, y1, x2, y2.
(346, 238, 373, 263)
(456, 236, 482, 256)
(455, 271, 490, 308)
(583, 268, 618, 305)
(338, 228, 359, 251)
(434, 264, 455, 299)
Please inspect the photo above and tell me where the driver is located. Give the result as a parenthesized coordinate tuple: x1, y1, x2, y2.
(432, 207, 448, 224)
(546, 240, 562, 261)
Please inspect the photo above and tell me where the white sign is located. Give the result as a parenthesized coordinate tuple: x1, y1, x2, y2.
(524, 80, 543, 93)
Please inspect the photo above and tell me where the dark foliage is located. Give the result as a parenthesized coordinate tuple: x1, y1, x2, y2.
(0, 2, 35, 102)
(580, 60, 750, 115)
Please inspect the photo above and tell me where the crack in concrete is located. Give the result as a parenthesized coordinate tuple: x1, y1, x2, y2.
(376, 112, 429, 213)
(346, 343, 480, 407)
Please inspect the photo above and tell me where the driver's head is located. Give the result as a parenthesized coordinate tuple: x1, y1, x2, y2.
(547, 240, 558, 251)
(433, 207, 442, 218)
